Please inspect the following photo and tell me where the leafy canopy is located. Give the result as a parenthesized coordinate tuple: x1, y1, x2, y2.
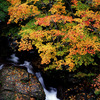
(0, 0, 10, 22)
(7, 0, 100, 71)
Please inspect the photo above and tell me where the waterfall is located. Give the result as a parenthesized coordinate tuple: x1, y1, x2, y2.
(6, 54, 60, 100)
(36, 72, 60, 100)
(21, 61, 60, 100)
(36, 72, 46, 88)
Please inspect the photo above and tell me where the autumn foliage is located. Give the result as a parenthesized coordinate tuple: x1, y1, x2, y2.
(7, 0, 100, 71)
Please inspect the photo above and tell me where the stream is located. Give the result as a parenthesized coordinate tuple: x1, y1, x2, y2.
(0, 53, 60, 100)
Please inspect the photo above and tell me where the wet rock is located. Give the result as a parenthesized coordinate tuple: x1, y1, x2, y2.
(0, 65, 45, 100)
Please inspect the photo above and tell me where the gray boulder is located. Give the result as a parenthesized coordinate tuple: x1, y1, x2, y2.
(0, 65, 45, 100)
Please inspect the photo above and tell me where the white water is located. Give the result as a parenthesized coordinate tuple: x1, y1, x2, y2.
(7, 54, 60, 100)
(0, 64, 4, 70)
(36, 72, 60, 100)
(20, 61, 60, 100)
(19, 61, 34, 74)
(8, 54, 19, 63)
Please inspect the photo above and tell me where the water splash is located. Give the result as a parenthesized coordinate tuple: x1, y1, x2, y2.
(8, 54, 19, 63)
(44, 88, 60, 100)
(36, 72, 60, 100)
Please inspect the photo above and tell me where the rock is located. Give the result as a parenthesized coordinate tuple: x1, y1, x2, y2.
(0, 65, 45, 100)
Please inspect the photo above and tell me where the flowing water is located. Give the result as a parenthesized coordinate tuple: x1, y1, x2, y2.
(0, 54, 60, 100)
(0, 64, 4, 70)
(20, 61, 34, 74)
(8, 54, 19, 63)
(36, 72, 60, 100)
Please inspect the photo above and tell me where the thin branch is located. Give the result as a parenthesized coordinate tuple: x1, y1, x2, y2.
(65, 0, 75, 18)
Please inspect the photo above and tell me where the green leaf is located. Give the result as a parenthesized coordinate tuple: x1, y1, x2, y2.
(56, 51, 64, 56)
(36, 26, 42, 30)
(95, 89, 100, 95)
(43, 0, 49, 4)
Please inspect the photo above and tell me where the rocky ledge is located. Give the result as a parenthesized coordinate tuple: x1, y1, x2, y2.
(0, 65, 45, 100)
